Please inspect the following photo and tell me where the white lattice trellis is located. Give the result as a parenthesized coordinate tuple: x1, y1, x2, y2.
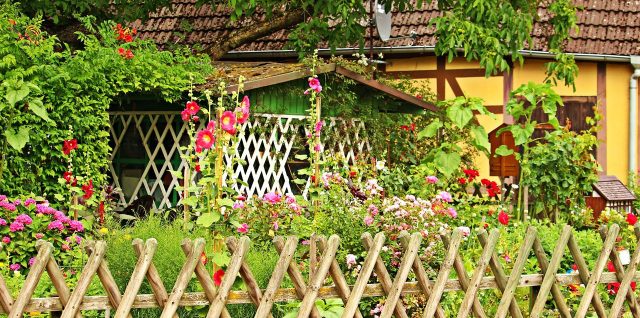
(108, 111, 370, 209)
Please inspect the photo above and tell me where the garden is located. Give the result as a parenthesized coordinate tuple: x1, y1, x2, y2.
(2, 1, 640, 317)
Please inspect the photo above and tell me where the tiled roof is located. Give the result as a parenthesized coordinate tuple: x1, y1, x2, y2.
(593, 176, 636, 201)
(132, 0, 640, 56)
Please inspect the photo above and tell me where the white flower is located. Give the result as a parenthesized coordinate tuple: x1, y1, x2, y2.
(376, 160, 387, 170)
(459, 226, 471, 238)
(346, 254, 357, 269)
(512, 184, 519, 189)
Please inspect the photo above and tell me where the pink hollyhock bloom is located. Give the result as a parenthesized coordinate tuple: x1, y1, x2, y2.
(0, 218, 6, 226)
(236, 96, 250, 124)
(48, 220, 65, 231)
(237, 223, 249, 234)
(194, 144, 203, 153)
(9, 264, 20, 271)
(262, 192, 282, 204)
(207, 120, 216, 132)
(185, 101, 200, 115)
(69, 220, 84, 232)
(15, 214, 33, 225)
(236, 195, 246, 201)
(313, 144, 323, 152)
(9, 221, 24, 232)
(346, 254, 357, 269)
(196, 129, 215, 150)
(29, 257, 36, 267)
(426, 176, 438, 184)
(289, 203, 302, 214)
(220, 111, 237, 134)
(314, 120, 324, 136)
(308, 77, 322, 93)
(35, 233, 44, 239)
(181, 109, 190, 121)
(364, 215, 374, 226)
(2, 236, 10, 244)
(448, 207, 457, 218)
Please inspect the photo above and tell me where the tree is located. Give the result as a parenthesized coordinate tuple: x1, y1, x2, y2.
(18, 0, 578, 82)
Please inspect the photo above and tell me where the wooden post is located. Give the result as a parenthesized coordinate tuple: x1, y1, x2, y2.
(72, 196, 78, 221)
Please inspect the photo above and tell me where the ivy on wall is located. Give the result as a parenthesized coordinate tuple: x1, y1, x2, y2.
(0, 3, 212, 203)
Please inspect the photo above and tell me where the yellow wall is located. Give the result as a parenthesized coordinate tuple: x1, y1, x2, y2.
(387, 56, 635, 184)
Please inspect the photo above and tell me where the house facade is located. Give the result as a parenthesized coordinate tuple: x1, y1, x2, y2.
(130, 0, 640, 186)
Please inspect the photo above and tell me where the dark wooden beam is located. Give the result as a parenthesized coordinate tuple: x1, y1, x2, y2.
(597, 62, 607, 175)
(503, 68, 514, 124)
(335, 66, 439, 112)
(436, 57, 446, 100)
(225, 63, 336, 93)
(446, 75, 464, 97)
(386, 68, 503, 79)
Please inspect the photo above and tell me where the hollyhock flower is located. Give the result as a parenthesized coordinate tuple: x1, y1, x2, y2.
(29, 257, 36, 267)
(263, 192, 282, 204)
(426, 176, 438, 184)
(213, 269, 225, 286)
(69, 220, 84, 232)
(437, 191, 452, 203)
(195, 164, 201, 172)
(181, 109, 191, 121)
(237, 223, 249, 234)
(236, 96, 250, 124)
(9, 221, 24, 232)
(196, 129, 215, 150)
(313, 144, 323, 152)
(498, 211, 510, 225)
(195, 144, 203, 153)
(185, 101, 200, 115)
(63, 171, 76, 185)
(9, 264, 20, 271)
(82, 180, 94, 200)
(15, 214, 32, 225)
(314, 120, 324, 136)
(62, 139, 78, 155)
(308, 77, 322, 93)
(207, 120, 216, 132)
(349, 171, 357, 178)
(627, 213, 638, 226)
(0, 219, 6, 226)
(220, 111, 237, 134)
(2, 236, 10, 244)
(48, 220, 65, 231)
(459, 226, 471, 237)
(364, 215, 374, 226)
(346, 254, 357, 269)
(237, 195, 246, 201)
(285, 195, 296, 204)
(192, 116, 199, 122)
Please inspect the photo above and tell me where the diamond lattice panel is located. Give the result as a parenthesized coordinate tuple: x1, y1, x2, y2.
(108, 112, 370, 209)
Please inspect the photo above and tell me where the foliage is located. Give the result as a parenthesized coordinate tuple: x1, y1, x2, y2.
(0, 3, 212, 203)
(0, 194, 88, 273)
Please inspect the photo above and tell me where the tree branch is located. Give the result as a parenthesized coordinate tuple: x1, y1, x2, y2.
(205, 8, 306, 60)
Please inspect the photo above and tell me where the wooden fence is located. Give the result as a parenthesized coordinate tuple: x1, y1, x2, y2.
(3, 224, 640, 317)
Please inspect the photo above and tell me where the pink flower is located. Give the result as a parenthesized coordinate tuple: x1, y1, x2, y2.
(308, 77, 322, 93)
(273, 221, 279, 231)
(207, 120, 216, 131)
(24, 198, 35, 206)
(196, 129, 215, 150)
(346, 254, 357, 269)
(364, 215, 374, 226)
(232, 201, 245, 209)
(459, 226, 471, 237)
(236, 96, 250, 124)
(29, 257, 36, 267)
(185, 101, 200, 115)
(0, 195, 6, 201)
(181, 109, 191, 121)
(313, 144, 323, 152)
(9, 221, 24, 232)
(289, 203, 302, 214)
(220, 111, 237, 134)
(9, 264, 20, 271)
(35, 233, 44, 239)
(75, 236, 82, 244)
(62, 244, 71, 251)
(448, 207, 457, 218)
(48, 220, 65, 231)
(368, 204, 379, 216)
(237, 223, 249, 234)
(426, 176, 438, 184)
(15, 214, 33, 225)
(2, 236, 10, 244)
(69, 220, 84, 232)
(314, 120, 324, 136)
(263, 192, 282, 204)
(0, 218, 6, 226)
(437, 191, 452, 203)
(285, 195, 296, 204)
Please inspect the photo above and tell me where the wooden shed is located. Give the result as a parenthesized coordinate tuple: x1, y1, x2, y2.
(587, 175, 636, 217)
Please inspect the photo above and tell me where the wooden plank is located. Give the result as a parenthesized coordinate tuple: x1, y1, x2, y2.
(457, 229, 499, 318)
(0, 244, 14, 314)
(95, 250, 129, 317)
(610, 235, 640, 317)
(575, 224, 620, 318)
(132, 238, 176, 318)
(362, 233, 409, 318)
(43, 247, 81, 318)
(316, 237, 363, 318)
(61, 241, 107, 318)
(398, 233, 445, 318)
(530, 225, 572, 318)
(297, 235, 339, 318)
(115, 239, 158, 318)
(226, 63, 336, 93)
(226, 237, 268, 314)
(570, 231, 607, 317)
(379, 232, 421, 318)
(8, 241, 52, 318)
(443, 232, 486, 318)
(495, 227, 536, 318)
(343, 233, 385, 318)
(207, 236, 250, 318)
(160, 238, 205, 318)
(423, 228, 463, 318)
(600, 226, 640, 318)
(255, 236, 298, 318)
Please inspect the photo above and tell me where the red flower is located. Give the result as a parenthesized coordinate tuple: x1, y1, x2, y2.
(400, 123, 415, 131)
(572, 263, 578, 271)
(481, 178, 500, 198)
(195, 163, 201, 172)
(185, 101, 200, 115)
(627, 213, 638, 226)
(458, 178, 467, 185)
(196, 129, 215, 150)
(63, 171, 73, 183)
(82, 180, 94, 200)
(463, 169, 479, 181)
(200, 252, 207, 265)
(213, 269, 224, 287)
(62, 139, 78, 155)
(349, 171, 357, 178)
(498, 211, 509, 225)
(117, 47, 134, 59)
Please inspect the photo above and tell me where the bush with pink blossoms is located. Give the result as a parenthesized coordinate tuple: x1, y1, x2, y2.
(0, 194, 87, 272)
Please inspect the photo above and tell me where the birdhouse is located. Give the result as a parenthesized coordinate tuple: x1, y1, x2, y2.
(587, 175, 636, 219)
(488, 124, 520, 178)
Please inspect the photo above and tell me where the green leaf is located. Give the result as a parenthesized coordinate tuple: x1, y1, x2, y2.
(417, 119, 442, 139)
(181, 196, 198, 206)
(28, 99, 51, 122)
(5, 82, 30, 107)
(446, 100, 474, 128)
(495, 145, 514, 156)
(294, 154, 308, 160)
(211, 251, 231, 266)
(216, 198, 235, 207)
(4, 126, 30, 150)
(434, 151, 461, 176)
(470, 125, 490, 153)
(196, 213, 220, 227)
(511, 123, 536, 145)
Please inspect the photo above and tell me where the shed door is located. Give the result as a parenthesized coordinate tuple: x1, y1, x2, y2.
(530, 96, 597, 136)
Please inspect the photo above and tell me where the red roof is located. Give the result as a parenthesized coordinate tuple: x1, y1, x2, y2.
(132, 0, 640, 56)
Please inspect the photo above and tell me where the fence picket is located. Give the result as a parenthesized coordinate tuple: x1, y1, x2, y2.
(569, 231, 607, 317)
(457, 229, 499, 318)
(115, 239, 158, 318)
(343, 232, 386, 318)
(226, 237, 269, 316)
(8, 241, 52, 318)
(297, 235, 340, 318)
(62, 241, 108, 318)
(132, 239, 176, 318)
(423, 228, 463, 318)
(207, 236, 250, 318)
(255, 236, 298, 318)
(160, 238, 205, 318)
(609, 234, 640, 317)
(379, 232, 421, 318)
